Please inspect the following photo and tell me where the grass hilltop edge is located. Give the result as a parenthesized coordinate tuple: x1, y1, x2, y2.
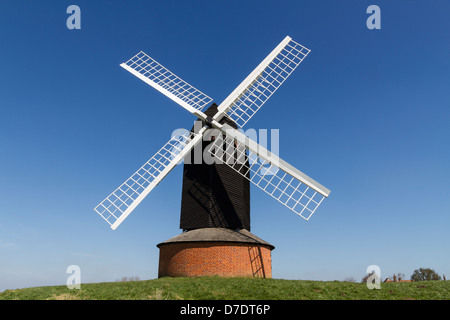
(1, 277, 449, 300)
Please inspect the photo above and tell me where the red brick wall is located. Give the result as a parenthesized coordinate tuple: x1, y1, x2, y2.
(158, 242, 272, 278)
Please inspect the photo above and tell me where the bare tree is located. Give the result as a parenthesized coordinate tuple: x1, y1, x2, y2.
(361, 271, 379, 284)
(411, 268, 441, 281)
(344, 277, 356, 282)
(117, 276, 141, 282)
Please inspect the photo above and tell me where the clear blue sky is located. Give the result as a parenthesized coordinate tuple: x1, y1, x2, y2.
(0, 0, 449, 291)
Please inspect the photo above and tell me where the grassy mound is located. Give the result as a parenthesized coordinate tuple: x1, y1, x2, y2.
(1, 277, 449, 300)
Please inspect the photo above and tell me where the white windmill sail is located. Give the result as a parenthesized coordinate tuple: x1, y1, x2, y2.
(120, 51, 212, 119)
(95, 128, 206, 230)
(213, 36, 310, 128)
(96, 52, 213, 230)
(95, 36, 330, 230)
(207, 124, 330, 220)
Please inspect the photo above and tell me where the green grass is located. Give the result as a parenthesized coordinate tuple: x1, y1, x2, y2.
(0, 277, 449, 300)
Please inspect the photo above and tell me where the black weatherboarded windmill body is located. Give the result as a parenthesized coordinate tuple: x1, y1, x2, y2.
(180, 103, 251, 231)
(94, 36, 331, 278)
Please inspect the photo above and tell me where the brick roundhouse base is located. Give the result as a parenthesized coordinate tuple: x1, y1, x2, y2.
(157, 228, 275, 278)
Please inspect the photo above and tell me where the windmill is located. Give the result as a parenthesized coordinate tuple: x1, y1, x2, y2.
(94, 36, 331, 278)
